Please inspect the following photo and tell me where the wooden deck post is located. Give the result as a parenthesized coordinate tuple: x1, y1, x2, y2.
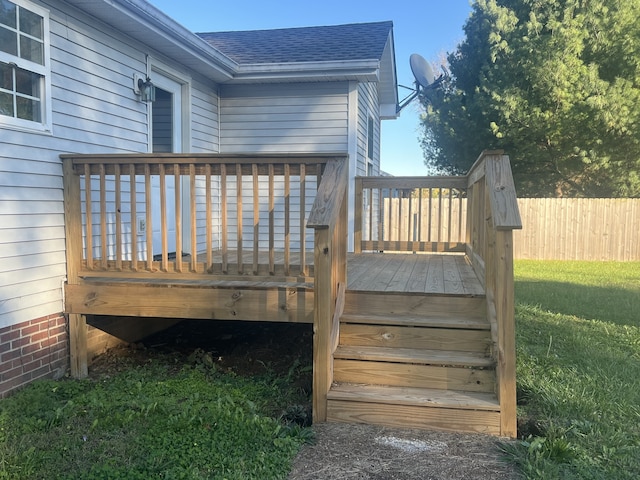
(308, 157, 349, 423)
(62, 158, 88, 378)
(313, 227, 332, 422)
(495, 230, 517, 437)
(354, 177, 363, 254)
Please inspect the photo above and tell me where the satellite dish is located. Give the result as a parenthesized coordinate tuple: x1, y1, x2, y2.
(410, 53, 436, 90)
(397, 53, 445, 113)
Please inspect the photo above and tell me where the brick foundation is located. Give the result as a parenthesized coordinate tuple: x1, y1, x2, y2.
(0, 314, 69, 398)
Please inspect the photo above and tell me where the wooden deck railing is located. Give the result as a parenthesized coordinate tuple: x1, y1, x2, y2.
(307, 158, 349, 422)
(61, 153, 347, 281)
(354, 176, 468, 253)
(466, 150, 522, 438)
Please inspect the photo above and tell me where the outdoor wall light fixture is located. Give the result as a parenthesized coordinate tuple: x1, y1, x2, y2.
(133, 73, 156, 102)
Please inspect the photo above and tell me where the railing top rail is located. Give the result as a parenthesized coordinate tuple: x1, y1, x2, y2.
(466, 149, 505, 187)
(357, 176, 468, 190)
(60, 152, 348, 167)
(308, 157, 349, 231)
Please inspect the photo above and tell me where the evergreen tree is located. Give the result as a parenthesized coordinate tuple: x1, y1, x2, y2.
(421, 0, 640, 197)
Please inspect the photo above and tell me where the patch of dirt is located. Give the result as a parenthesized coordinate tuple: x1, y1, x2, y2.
(289, 423, 519, 480)
(88, 320, 519, 480)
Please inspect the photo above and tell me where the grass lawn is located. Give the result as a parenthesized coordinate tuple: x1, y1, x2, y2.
(0, 349, 312, 480)
(507, 260, 640, 479)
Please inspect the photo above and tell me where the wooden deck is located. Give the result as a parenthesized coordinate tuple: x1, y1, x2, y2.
(63, 151, 520, 437)
(347, 253, 483, 295)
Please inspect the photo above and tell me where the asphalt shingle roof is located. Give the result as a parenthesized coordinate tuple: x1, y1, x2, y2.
(197, 21, 393, 65)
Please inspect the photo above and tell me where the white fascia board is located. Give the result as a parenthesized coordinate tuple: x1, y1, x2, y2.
(75, 0, 237, 81)
(231, 60, 381, 83)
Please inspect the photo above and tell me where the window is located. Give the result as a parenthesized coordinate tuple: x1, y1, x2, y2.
(367, 115, 374, 160)
(366, 114, 375, 176)
(0, 0, 49, 130)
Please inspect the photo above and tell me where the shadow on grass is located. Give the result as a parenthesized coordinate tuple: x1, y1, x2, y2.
(516, 280, 639, 328)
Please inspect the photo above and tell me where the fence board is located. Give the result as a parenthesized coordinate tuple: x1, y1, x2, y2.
(513, 198, 640, 261)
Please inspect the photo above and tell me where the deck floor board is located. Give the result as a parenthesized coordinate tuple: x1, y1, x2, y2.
(347, 253, 483, 296)
(81, 252, 483, 296)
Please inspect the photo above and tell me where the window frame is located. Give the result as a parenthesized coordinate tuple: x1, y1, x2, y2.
(0, 0, 51, 133)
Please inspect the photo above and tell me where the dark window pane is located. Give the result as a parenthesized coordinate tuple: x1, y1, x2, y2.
(0, 61, 13, 90)
(19, 35, 43, 64)
(0, 0, 16, 28)
(0, 25, 17, 56)
(16, 95, 39, 121)
(19, 8, 42, 39)
(0, 90, 14, 117)
(15, 67, 40, 97)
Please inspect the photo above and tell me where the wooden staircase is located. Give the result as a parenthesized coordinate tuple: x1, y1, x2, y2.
(326, 290, 502, 435)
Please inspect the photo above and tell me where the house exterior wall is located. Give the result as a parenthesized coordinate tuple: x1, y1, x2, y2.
(0, 0, 220, 396)
(219, 82, 350, 153)
(217, 82, 350, 250)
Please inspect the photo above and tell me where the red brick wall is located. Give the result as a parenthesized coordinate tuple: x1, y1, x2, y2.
(0, 314, 69, 398)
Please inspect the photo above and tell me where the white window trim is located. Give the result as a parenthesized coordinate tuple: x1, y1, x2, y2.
(0, 0, 52, 133)
(148, 56, 192, 153)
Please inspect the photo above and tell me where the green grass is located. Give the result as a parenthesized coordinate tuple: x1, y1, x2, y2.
(0, 356, 312, 480)
(505, 260, 640, 479)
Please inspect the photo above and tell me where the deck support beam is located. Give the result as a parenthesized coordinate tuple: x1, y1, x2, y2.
(68, 314, 88, 378)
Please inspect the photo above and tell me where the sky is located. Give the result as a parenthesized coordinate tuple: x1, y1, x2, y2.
(148, 0, 473, 176)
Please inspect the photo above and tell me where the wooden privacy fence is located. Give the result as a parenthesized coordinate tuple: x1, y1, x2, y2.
(514, 198, 640, 261)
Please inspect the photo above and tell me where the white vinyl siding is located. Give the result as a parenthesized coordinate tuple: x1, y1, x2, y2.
(0, 0, 220, 329)
(356, 82, 380, 176)
(219, 82, 349, 153)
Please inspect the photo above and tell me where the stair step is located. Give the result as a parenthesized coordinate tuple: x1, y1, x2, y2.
(339, 323, 492, 353)
(334, 345, 494, 367)
(340, 313, 490, 330)
(327, 384, 501, 434)
(328, 383, 500, 411)
(333, 358, 495, 393)
(344, 291, 485, 318)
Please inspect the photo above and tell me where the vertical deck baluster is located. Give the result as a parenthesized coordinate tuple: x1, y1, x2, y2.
(99, 164, 107, 269)
(428, 189, 433, 243)
(83, 164, 93, 270)
(144, 164, 153, 271)
(418, 188, 423, 243)
(221, 164, 228, 273)
(115, 164, 122, 271)
(368, 187, 373, 243)
(458, 189, 464, 244)
(236, 164, 243, 274)
(284, 164, 290, 276)
(300, 164, 307, 276)
(174, 164, 182, 273)
(160, 164, 168, 272)
(252, 164, 259, 275)
(269, 163, 275, 274)
(448, 188, 453, 244)
(407, 188, 413, 245)
(129, 164, 137, 271)
(190, 164, 197, 272)
(378, 187, 383, 245)
(205, 164, 212, 272)
(387, 189, 392, 244)
(438, 188, 443, 244)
